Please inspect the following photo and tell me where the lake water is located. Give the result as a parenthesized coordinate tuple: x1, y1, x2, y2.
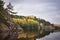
(36, 32, 60, 40)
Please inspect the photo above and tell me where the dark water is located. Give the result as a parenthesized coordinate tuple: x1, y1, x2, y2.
(36, 32, 60, 40)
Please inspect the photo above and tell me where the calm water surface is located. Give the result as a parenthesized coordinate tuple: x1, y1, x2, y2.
(36, 32, 60, 40)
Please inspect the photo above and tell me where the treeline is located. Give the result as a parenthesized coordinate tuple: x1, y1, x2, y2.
(11, 15, 55, 33)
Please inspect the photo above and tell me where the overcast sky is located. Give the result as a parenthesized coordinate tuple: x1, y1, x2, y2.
(4, 0, 60, 24)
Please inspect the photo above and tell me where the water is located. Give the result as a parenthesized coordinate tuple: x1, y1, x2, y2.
(36, 32, 60, 40)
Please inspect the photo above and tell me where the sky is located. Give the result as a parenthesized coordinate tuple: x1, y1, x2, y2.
(4, 0, 60, 24)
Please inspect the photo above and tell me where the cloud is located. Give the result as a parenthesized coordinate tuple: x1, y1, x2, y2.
(4, 0, 60, 24)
